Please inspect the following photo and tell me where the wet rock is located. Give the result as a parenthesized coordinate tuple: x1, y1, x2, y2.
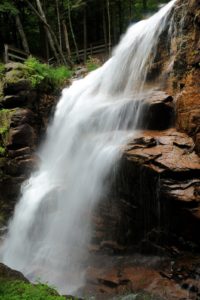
(82, 254, 189, 300)
(5, 155, 39, 176)
(3, 79, 31, 95)
(8, 147, 31, 158)
(122, 129, 200, 245)
(0, 62, 59, 226)
(92, 129, 200, 251)
(7, 124, 36, 149)
(142, 91, 174, 130)
(64, 295, 84, 300)
(10, 108, 35, 127)
(0, 263, 28, 282)
(0, 95, 27, 108)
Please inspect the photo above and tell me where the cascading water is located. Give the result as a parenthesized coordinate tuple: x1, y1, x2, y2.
(1, 0, 177, 294)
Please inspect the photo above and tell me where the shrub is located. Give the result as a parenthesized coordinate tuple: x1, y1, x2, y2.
(24, 57, 73, 89)
(0, 146, 5, 155)
(0, 280, 70, 300)
(86, 57, 101, 72)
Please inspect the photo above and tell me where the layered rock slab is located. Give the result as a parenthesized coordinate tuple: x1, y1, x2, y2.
(92, 129, 200, 251)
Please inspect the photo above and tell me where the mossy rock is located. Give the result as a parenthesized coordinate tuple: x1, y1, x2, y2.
(1, 63, 32, 95)
(0, 81, 4, 102)
(3, 79, 32, 95)
(0, 264, 70, 299)
(0, 109, 15, 146)
(0, 264, 81, 300)
(5, 69, 28, 82)
(5, 62, 25, 72)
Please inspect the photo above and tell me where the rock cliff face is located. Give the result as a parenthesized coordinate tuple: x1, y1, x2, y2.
(0, 63, 58, 227)
(86, 1, 200, 298)
(91, 0, 200, 253)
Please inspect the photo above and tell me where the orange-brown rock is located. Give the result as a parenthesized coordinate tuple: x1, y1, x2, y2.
(168, 0, 200, 154)
(80, 253, 200, 300)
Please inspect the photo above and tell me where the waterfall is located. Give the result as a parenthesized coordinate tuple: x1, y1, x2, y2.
(1, 0, 177, 294)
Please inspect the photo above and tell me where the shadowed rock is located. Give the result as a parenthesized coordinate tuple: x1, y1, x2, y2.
(0, 263, 28, 282)
(92, 129, 200, 252)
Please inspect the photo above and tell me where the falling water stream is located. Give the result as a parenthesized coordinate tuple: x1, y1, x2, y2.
(1, 0, 177, 294)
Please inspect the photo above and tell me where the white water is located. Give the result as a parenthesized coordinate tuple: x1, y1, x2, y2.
(1, 1, 176, 294)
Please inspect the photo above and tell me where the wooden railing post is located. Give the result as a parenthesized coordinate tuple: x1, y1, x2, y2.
(4, 44, 9, 63)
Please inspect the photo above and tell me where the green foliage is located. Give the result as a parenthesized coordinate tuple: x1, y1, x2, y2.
(0, 147, 5, 156)
(86, 57, 100, 72)
(71, 0, 86, 10)
(24, 57, 73, 89)
(0, 280, 69, 300)
(0, 125, 8, 136)
(0, 109, 11, 138)
(0, 0, 18, 15)
(0, 64, 5, 80)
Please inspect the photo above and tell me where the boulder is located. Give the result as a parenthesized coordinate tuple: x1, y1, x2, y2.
(3, 79, 31, 95)
(5, 62, 25, 72)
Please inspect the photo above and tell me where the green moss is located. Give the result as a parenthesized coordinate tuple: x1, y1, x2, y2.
(0, 109, 11, 132)
(0, 213, 6, 227)
(5, 69, 28, 83)
(0, 146, 5, 156)
(0, 64, 5, 80)
(0, 109, 15, 146)
(0, 280, 69, 300)
(0, 59, 73, 93)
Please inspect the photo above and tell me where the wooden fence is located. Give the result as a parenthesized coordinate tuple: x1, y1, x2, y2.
(4, 42, 111, 65)
(72, 42, 111, 59)
(4, 44, 30, 63)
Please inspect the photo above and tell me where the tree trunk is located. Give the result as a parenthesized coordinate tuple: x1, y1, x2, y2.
(112, 2, 117, 44)
(68, 0, 79, 61)
(143, 0, 147, 11)
(62, 20, 71, 59)
(36, 0, 67, 65)
(83, 7, 87, 63)
(26, 0, 72, 67)
(15, 14, 30, 53)
(103, 4, 108, 52)
(107, 0, 111, 55)
(55, 0, 62, 48)
(35, 0, 60, 63)
(129, 0, 133, 23)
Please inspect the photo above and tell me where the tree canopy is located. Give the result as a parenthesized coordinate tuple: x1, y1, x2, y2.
(0, 0, 171, 65)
